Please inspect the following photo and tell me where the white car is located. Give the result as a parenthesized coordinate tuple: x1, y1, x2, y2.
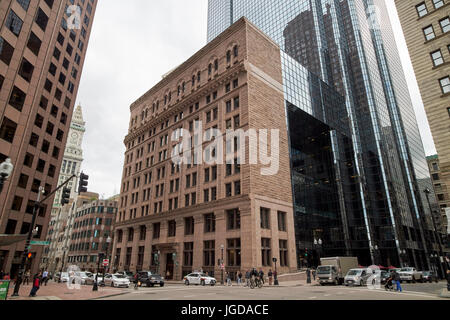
(104, 274, 130, 288)
(76, 271, 94, 285)
(183, 273, 216, 286)
(398, 267, 422, 283)
(344, 268, 371, 286)
(56, 272, 69, 282)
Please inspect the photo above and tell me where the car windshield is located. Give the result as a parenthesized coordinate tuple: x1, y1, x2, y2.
(113, 275, 127, 279)
(200, 273, 209, 277)
(400, 268, 412, 272)
(422, 271, 430, 275)
(125, 272, 133, 276)
(317, 266, 331, 274)
(347, 270, 362, 276)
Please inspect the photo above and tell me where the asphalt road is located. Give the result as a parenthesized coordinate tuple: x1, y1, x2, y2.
(99, 282, 448, 300)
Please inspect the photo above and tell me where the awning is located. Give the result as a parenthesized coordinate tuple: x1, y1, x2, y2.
(0, 234, 27, 246)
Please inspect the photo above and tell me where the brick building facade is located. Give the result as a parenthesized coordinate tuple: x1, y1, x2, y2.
(111, 18, 297, 280)
(0, 0, 97, 276)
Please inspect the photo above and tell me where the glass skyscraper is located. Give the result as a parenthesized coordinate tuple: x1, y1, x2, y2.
(207, 0, 441, 270)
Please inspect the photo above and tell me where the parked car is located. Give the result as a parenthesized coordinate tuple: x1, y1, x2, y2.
(117, 271, 135, 283)
(104, 274, 130, 288)
(54, 272, 69, 283)
(183, 273, 216, 286)
(422, 271, 439, 283)
(344, 268, 371, 286)
(137, 271, 164, 287)
(398, 267, 422, 283)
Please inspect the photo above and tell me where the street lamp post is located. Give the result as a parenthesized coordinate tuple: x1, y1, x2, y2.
(58, 247, 68, 283)
(273, 257, 279, 285)
(313, 238, 323, 267)
(93, 252, 104, 291)
(220, 244, 224, 285)
(424, 188, 447, 279)
(0, 158, 14, 193)
(102, 237, 112, 285)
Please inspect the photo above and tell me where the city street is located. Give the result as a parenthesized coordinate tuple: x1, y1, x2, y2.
(99, 281, 449, 301)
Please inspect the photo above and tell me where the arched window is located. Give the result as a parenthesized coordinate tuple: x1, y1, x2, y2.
(233, 45, 238, 58)
(208, 63, 212, 75)
(197, 71, 201, 82)
(214, 59, 218, 71)
(226, 50, 231, 63)
(192, 75, 195, 86)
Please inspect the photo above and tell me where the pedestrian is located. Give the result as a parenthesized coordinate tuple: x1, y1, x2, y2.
(312, 269, 316, 281)
(268, 269, 273, 286)
(394, 270, 402, 292)
(245, 270, 250, 287)
(3, 273, 10, 280)
(42, 270, 49, 286)
(0, 270, 4, 280)
(134, 273, 139, 290)
(259, 269, 265, 285)
(29, 272, 42, 297)
(237, 271, 242, 286)
(306, 268, 311, 284)
(24, 270, 31, 285)
(166, 270, 171, 280)
(226, 272, 232, 286)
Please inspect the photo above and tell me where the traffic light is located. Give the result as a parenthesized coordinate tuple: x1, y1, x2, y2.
(305, 250, 308, 257)
(60, 187, 70, 205)
(27, 252, 32, 259)
(78, 172, 89, 194)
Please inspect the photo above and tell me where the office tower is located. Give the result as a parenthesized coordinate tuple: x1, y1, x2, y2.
(41, 104, 85, 271)
(0, 0, 97, 276)
(207, 0, 440, 270)
(112, 18, 297, 280)
(395, 0, 450, 242)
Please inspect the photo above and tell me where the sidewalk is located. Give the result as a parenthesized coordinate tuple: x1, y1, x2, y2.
(6, 281, 129, 300)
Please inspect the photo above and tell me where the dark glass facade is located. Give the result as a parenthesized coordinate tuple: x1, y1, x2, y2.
(207, 0, 440, 269)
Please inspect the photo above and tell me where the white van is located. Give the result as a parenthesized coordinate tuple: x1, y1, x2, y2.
(344, 268, 371, 286)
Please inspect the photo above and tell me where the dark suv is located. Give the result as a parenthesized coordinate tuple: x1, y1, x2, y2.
(137, 271, 165, 287)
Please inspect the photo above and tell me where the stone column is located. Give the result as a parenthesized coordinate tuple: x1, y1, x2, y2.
(143, 224, 153, 270)
(193, 214, 204, 271)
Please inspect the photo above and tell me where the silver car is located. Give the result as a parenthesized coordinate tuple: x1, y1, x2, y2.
(104, 274, 130, 288)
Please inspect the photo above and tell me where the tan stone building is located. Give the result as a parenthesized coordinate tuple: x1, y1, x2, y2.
(394, 0, 450, 227)
(0, 0, 97, 276)
(427, 154, 450, 232)
(112, 18, 297, 281)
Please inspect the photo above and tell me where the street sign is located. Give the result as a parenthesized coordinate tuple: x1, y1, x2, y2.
(30, 241, 50, 246)
(102, 259, 109, 266)
(0, 280, 10, 300)
(220, 264, 225, 269)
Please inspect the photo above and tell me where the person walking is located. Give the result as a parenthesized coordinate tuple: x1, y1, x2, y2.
(42, 270, 49, 286)
(394, 270, 402, 292)
(3, 273, 10, 280)
(237, 271, 242, 286)
(134, 273, 139, 290)
(226, 272, 232, 286)
(245, 270, 250, 287)
(29, 272, 42, 297)
(24, 270, 31, 285)
(268, 269, 273, 285)
(312, 269, 316, 281)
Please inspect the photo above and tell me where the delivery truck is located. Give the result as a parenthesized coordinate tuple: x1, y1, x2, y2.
(316, 257, 359, 285)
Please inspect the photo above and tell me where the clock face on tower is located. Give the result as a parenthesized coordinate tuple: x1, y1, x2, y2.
(71, 132, 79, 144)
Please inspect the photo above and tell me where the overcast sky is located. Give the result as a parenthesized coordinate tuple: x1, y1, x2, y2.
(75, 0, 436, 199)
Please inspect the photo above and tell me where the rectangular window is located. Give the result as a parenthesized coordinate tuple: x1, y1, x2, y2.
(35, 8, 49, 31)
(0, 37, 14, 65)
(416, 2, 428, 17)
(27, 32, 41, 56)
(184, 217, 194, 235)
(183, 242, 194, 267)
(153, 223, 160, 239)
(227, 208, 240, 230)
(279, 240, 288, 267)
(260, 207, 270, 229)
(168, 220, 176, 237)
(433, 0, 444, 9)
(439, 76, 450, 94)
(203, 240, 215, 266)
(9, 86, 26, 111)
(19, 58, 34, 82)
(423, 25, 435, 41)
(439, 17, 450, 33)
(6, 10, 23, 36)
(0, 117, 17, 143)
(204, 213, 216, 233)
(225, 183, 232, 197)
(227, 238, 241, 266)
(278, 211, 287, 231)
(17, 0, 31, 11)
(261, 238, 271, 266)
(431, 50, 444, 66)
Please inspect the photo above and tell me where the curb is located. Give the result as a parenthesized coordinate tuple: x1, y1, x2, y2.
(89, 291, 130, 300)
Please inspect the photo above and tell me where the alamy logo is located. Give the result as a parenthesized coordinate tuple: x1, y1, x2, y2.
(66, 265, 82, 290)
(170, 121, 280, 175)
(67, 5, 81, 30)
